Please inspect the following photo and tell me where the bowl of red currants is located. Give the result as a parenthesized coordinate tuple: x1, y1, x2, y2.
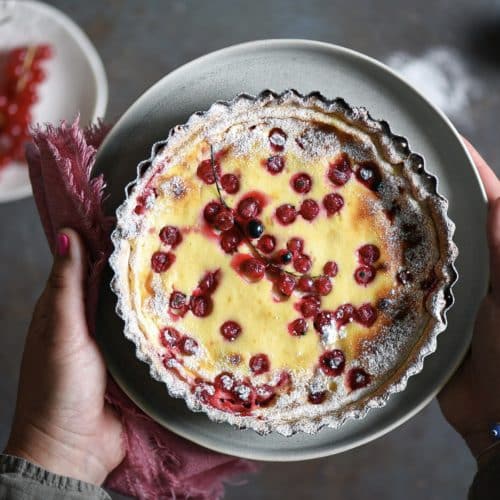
(0, 1, 108, 203)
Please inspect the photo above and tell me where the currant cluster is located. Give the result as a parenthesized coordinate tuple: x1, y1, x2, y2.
(0, 44, 52, 169)
(196, 368, 291, 415)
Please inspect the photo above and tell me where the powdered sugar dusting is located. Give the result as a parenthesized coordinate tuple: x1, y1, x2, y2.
(319, 320, 343, 346)
(144, 192, 156, 209)
(147, 274, 171, 323)
(309, 376, 327, 394)
(219, 118, 342, 161)
(161, 175, 186, 198)
(165, 357, 181, 370)
(295, 125, 339, 157)
(220, 374, 234, 391)
(359, 311, 424, 378)
(109, 90, 457, 436)
(182, 337, 198, 354)
(234, 384, 251, 401)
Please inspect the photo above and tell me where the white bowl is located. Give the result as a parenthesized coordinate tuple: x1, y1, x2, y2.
(0, 0, 108, 203)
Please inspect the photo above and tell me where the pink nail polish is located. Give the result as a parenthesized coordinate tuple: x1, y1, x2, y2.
(56, 233, 70, 257)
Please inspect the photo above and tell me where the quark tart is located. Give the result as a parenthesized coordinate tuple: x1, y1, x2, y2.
(110, 90, 457, 435)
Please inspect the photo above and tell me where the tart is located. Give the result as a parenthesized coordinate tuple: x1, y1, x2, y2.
(110, 90, 457, 435)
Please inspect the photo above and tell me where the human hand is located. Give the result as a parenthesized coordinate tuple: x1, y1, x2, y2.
(4, 229, 125, 485)
(438, 139, 500, 465)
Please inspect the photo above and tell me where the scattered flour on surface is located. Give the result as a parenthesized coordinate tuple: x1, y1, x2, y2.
(386, 47, 482, 121)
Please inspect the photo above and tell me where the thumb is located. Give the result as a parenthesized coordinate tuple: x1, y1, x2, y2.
(488, 197, 500, 300)
(44, 228, 88, 339)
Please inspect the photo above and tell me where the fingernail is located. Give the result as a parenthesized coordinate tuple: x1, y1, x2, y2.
(56, 233, 70, 257)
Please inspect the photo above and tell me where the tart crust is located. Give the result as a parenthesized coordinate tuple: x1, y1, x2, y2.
(110, 90, 457, 435)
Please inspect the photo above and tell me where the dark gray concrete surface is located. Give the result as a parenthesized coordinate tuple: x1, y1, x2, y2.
(2, 1, 500, 498)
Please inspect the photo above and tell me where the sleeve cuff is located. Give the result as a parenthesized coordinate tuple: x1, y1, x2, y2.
(0, 453, 111, 499)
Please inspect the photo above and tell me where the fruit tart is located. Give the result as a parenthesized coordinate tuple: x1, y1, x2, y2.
(110, 90, 457, 435)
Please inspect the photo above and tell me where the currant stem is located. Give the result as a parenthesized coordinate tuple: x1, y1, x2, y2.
(210, 145, 227, 209)
(15, 45, 37, 94)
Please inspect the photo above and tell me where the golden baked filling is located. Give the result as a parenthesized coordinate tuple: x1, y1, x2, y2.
(110, 91, 457, 435)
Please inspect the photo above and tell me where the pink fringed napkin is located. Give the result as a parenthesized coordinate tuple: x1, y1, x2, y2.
(25, 118, 257, 500)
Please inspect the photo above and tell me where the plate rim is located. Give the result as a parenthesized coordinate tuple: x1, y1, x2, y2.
(0, 0, 108, 204)
(96, 38, 488, 461)
(97, 38, 487, 209)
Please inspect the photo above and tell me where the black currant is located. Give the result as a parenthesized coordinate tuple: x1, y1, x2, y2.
(247, 219, 264, 238)
(280, 251, 293, 264)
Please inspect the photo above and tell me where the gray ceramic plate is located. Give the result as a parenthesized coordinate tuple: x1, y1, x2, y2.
(93, 39, 488, 461)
